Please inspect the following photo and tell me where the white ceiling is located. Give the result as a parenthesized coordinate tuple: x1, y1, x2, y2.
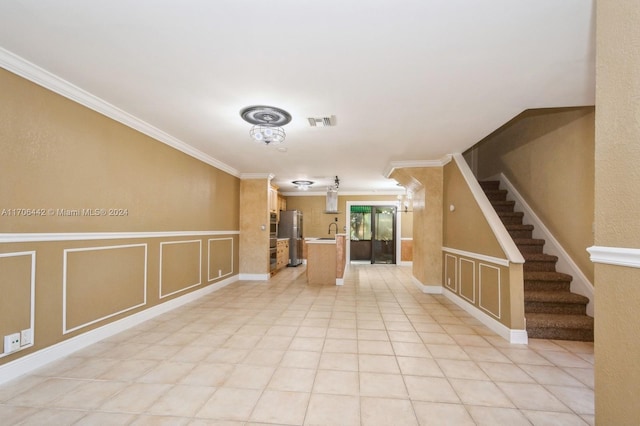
(0, 1, 595, 194)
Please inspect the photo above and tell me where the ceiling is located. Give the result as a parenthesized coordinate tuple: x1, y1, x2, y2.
(0, 1, 595, 194)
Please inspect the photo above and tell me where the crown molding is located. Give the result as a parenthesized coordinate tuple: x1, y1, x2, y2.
(383, 155, 453, 178)
(240, 173, 275, 180)
(588, 246, 640, 269)
(0, 47, 239, 177)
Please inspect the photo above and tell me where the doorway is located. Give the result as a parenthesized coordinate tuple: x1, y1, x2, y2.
(349, 205, 397, 264)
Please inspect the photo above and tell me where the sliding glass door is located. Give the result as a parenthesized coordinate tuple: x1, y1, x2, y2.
(350, 205, 396, 264)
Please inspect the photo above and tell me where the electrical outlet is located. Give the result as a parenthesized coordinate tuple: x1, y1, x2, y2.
(21, 328, 33, 346)
(4, 333, 20, 354)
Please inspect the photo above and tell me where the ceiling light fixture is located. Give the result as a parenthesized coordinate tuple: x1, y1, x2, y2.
(292, 180, 314, 190)
(240, 105, 292, 145)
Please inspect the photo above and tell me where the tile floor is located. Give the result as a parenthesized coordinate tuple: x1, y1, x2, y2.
(0, 264, 594, 425)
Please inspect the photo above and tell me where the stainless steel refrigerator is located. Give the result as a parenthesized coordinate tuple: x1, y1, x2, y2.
(278, 210, 303, 266)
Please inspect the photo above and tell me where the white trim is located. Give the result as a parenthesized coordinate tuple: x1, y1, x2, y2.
(0, 251, 36, 358)
(494, 173, 595, 316)
(459, 258, 476, 304)
(159, 240, 202, 299)
(207, 238, 234, 281)
(239, 273, 270, 281)
(0, 230, 239, 243)
(452, 154, 525, 264)
(444, 254, 457, 292)
(398, 261, 413, 266)
(0, 274, 238, 386)
(240, 173, 274, 180)
(62, 244, 148, 334)
(443, 288, 528, 344)
(336, 278, 344, 286)
(0, 47, 238, 177)
(587, 246, 640, 269)
(412, 277, 444, 294)
(382, 155, 453, 178)
(280, 190, 405, 197)
(442, 247, 509, 267)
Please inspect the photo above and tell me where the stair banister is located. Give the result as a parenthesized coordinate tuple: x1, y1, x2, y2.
(452, 153, 525, 265)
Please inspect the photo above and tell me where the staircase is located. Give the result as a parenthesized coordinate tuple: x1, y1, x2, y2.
(479, 181, 594, 341)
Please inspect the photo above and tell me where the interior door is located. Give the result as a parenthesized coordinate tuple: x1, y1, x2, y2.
(371, 206, 396, 264)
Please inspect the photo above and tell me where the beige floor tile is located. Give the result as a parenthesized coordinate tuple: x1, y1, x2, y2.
(451, 334, 492, 347)
(358, 340, 395, 355)
(522, 410, 590, 426)
(323, 338, 358, 353)
(280, 350, 321, 369)
(463, 346, 512, 363)
(360, 396, 418, 426)
(8, 378, 87, 406)
(297, 326, 328, 338)
(289, 336, 325, 352)
(224, 364, 275, 389)
(357, 320, 386, 330)
(131, 414, 192, 425)
(77, 411, 138, 424)
(139, 361, 197, 384)
(314, 369, 359, 395)
(392, 341, 432, 358)
(266, 325, 298, 337)
(449, 378, 514, 407)
(414, 323, 447, 333)
(147, 384, 216, 417)
(358, 329, 389, 341)
(0, 375, 46, 403)
(412, 401, 475, 426)
(242, 349, 285, 366)
(496, 382, 571, 412)
(388, 330, 422, 343)
(222, 334, 262, 349)
(536, 349, 593, 369)
(385, 321, 415, 331)
(196, 387, 261, 421)
(180, 363, 235, 386)
(477, 361, 535, 383)
(359, 354, 400, 374)
(53, 380, 128, 409)
(404, 376, 460, 403)
(101, 382, 171, 412)
(0, 405, 38, 425)
(426, 344, 470, 360)
(256, 335, 293, 350)
(499, 347, 554, 365)
(466, 405, 531, 426)
(519, 364, 585, 386)
(563, 367, 595, 388)
(546, 385, 594, 415)
(319, 352, 359, 371)
(99, 358, 160, 381)
(204, 348, 249, 364)
(250, 390, 310, 424)
(268, 367, 316, 392)
(305, 393, 360, 426)
(327, 327, 358, 339)
(398, 356, 444, 377)
(359, 372, 408, 398)
(436, 359, 490, 380)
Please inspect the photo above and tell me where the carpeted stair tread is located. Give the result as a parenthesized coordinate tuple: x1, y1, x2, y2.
(526, 313, 594, 329)
(490, 200, 516, 212)
(525, 271, 573, 282)
(525, 291, 589, 305)
(514, 238, 545, 246)
(523, 253, 558, 262)
(506, 224, 535, 232)
(479, 181, 501, 190)
(483, 189, 508, 201)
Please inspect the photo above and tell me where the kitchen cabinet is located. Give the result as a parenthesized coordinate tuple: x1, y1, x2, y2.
(269, 185, 278, 214)
(276, 239, 289, 270)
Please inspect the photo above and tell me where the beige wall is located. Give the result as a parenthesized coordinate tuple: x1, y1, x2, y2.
(390, 167, 443, 286)
(285, 194, 404, 239)
(467, 107, 595, 283)
(594, 1, 640, 424)
(239, 178, 270, 275)
(0, 69, 240, 365)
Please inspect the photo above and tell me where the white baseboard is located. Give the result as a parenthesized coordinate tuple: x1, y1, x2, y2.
(399, 261, 413, 266)
(412, 277, 443, 294)
(239, 273, 269, 281)
(336, 278, 344, 286)
(0, 275, 238, 386)
(443, 287, 528, 344)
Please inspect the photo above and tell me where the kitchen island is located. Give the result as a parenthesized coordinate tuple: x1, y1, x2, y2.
(305, 234, 346, 285)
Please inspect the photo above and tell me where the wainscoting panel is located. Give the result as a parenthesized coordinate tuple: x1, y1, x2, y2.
(63, 244, 147, 334)
(444, 254, 457, 292)
(459, 258, 476, 303)
(208, 238, 233, 282)
(479, 263, 501, 319)
(159, 240, 202, 299)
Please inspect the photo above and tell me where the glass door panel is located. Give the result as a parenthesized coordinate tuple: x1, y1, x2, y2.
(372, 206, 396, 264)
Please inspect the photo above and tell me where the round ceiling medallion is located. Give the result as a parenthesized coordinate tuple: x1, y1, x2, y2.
(240, 105, 292, 126)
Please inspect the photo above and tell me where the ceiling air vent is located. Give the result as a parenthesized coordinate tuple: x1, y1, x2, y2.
(307, 115, 336, 127)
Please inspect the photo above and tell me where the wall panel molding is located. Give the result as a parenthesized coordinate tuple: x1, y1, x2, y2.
(479, 263, 501, 319)
(159, 240, 202, 299)
(208, 238, 234, 282)
(63, 244, 147, 334)
(0, 230, 239, 243)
